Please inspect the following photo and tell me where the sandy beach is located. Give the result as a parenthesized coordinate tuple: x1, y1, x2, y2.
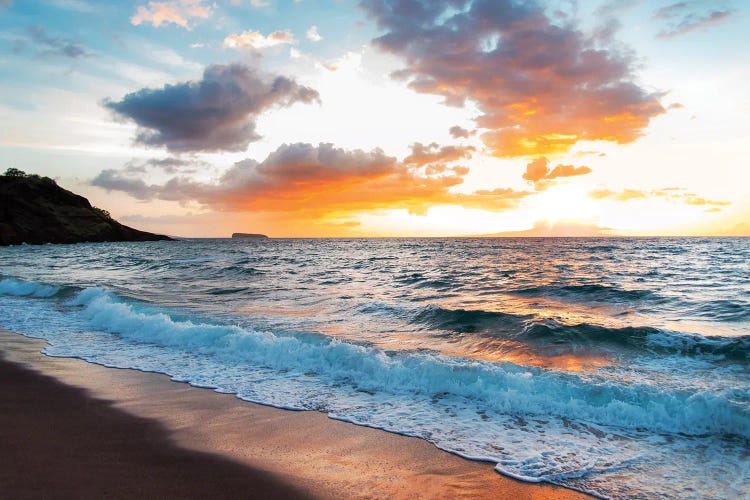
(0, 329, 587, 499)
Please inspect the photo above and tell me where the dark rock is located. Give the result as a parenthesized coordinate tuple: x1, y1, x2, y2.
(0, 175, 172, 246)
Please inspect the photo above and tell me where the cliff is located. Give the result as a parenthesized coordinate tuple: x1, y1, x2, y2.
(0, 172, 172, 246)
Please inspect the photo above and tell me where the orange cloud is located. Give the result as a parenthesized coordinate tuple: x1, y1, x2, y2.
(131, 0, 212, 29)
(403, 142, 475, 166)
(449, 125, 473, 139)
(224, 30, 296, 50)
(683, 196, 731, 207)
(522, 157, 592, 190)
(590, 187, 731, 209)
(573, 150, 607, 158)
(94, 143, 530, 219)
(590, 188, 647, 201)
(363, 0, 665, 157)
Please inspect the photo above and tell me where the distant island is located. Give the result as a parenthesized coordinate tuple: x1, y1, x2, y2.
(232, 233, 269, 239)
(0, 168, 171, 246)
(477, 220, 612, 238)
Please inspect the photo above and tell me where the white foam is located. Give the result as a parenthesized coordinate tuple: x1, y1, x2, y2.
(63, 287, 750, 439)
(1, 280, 749, 498)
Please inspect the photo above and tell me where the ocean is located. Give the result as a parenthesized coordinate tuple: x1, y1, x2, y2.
(1, 237, 748, 498)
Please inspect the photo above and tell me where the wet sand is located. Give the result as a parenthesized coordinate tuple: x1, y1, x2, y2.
(0, 329, 588, 499)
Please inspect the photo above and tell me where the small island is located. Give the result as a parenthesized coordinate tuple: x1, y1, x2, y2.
(0, 168, 171, 246)
(231, 233, 269, 239)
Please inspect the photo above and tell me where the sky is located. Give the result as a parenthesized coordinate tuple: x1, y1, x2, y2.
(0, 0, 748, 237)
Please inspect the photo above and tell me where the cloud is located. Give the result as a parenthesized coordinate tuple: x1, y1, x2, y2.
(683, 195, 731, 207)
(654, 2, 690, 19)
(27, 25, 90, 58)
(361, 0, 665, 157)
(402, 142, 474, 166)
(547, 164, 592, 179)
(595, 0, 640, 16)
(573, 150, 606, 158)
(655, 4, 735, 38)
(224, 30, 295, 50)
(306, 25, 322, 42)
(448, 125, 472, 139)
(590, 187, 731, 209)
(250, 0, 270, 6)
(92, 142, 529, 217)
(103, 63, 320, 153)
(590, 188, 647, 201)
(131, 0, 212, 29)
(121, 157, 210, 175)
(92, 169, 156, 201)
(522, 157, 592, 189)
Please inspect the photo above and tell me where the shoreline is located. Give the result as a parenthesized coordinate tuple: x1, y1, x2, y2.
(0, 328, 587, 499)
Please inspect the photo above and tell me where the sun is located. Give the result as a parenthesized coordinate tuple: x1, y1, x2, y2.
(529, 183, 599, 224)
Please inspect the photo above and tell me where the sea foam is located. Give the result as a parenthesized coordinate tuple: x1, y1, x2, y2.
(63, 285, 750, 440)
(1, 239, 749, 500)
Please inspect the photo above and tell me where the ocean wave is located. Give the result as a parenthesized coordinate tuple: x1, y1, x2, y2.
(689, 299, 750, 322)
(0, 276, 63, 298)
(410, 304, 528, 333)
(525, 320, 750, 361)
(2, 272, 750, 498)
(406, 303, 750, 362)
(0, 283, 727, 439)
(509, 283, 659, 304)
(205, 286, 252, 295)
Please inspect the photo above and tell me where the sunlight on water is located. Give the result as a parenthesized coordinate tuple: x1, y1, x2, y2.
(1, 237, 748, 499)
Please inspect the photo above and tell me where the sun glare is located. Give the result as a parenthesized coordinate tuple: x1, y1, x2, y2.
(528, 183, 598, 224)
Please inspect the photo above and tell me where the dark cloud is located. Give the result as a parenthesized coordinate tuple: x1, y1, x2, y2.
(361, 0, 665, 157)
(92, 169, 156, 201)
(104, 64, 320, 153)
(92, 142, 529, 216)
(655, 3, 735, 38)
(27, 25, 90, 58)
(522, 157, 592, 187)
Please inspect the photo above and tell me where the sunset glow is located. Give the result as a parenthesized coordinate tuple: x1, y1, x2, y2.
(0, 1, 747, 237)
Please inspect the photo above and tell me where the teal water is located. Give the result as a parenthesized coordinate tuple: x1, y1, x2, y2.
(1, 237, 748, 498)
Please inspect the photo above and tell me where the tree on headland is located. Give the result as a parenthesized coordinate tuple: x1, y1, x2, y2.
(4, 167, 26, 177)
(3, 168, 57, 185)
(92, 207, 112, 219)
